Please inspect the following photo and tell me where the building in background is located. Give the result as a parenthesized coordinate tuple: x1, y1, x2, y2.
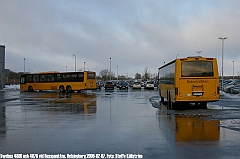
(0, 45, 6, 89)
(5, 69, 10, 85)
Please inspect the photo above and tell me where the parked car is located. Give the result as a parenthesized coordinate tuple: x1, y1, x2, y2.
(96, 81, 103, 90)
(141, 81, 146, 87)
(154, 80, 159, 87)
(225, 84, 240, 94)
(128, 80, 134, 87)
(223, 80, 240, 92)
(144, 81, 154, 89)
(132, 81, 141, 89)
(118, 81, 128, 90)
(104, 81, 114, 90)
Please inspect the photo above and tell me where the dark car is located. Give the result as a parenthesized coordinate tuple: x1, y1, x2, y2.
(96, 81, 103, 90)
(104, 81, 114, 90)
(118, 81, 128, 90)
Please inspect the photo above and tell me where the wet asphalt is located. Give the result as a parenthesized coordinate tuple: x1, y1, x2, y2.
(0, 87, 240, 159)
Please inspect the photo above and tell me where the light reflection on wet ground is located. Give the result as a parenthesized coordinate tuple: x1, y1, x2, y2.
(0, 89, 240, 158)
(150, 94, 240, 133)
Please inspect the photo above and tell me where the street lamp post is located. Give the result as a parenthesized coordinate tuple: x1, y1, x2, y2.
(219, 37, 227, 92)
(196, 51, 202, 56)
(233, 61, 234, 80)
(73, 54, 76, 72)
(66, 66, 67, 72)
(176, 54, 179, 59)
(117, 66, 118, 82)
(110, 57, 111, 80)
(84, 62, 86, 71)
(23, 58, 26, 73)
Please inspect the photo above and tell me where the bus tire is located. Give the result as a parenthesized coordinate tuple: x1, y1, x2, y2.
(199, 102, 207, 109)
(160, 95, 164, 103)
(28, 86, 33, 92)
(172, 102, 176, 110)
(59, 85, 65, 92)
(66, 86, 72, 93)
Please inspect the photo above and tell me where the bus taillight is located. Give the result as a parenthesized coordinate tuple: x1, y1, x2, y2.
(175, 87, 178, 95)
(206, 58, 213, 60)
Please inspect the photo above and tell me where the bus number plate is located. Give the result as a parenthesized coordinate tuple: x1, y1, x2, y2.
(192, 92, 203, 96)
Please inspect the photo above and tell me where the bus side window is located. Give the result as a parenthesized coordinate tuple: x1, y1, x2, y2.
(55, 74, 62, 82)
(66, 74, 71, 81)
(78, 73, 84, 82)
(26, 75, 33, 83)
(20, 76, 26, 84)
(62, 74, 67, 81)
(71, 73, 78, 82)
(33, 75, 39, 83)
(40, 75, 47, 82)
(47, 75, 54, 82)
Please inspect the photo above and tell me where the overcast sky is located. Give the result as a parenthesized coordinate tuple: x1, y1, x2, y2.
(0, 0, 240, 77)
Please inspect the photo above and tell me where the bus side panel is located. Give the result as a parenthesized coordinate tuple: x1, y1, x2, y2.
(177, 78, 219, 102)
(20, 84, 28, 91)
(159, 84, 175, 101)
(71, 82, 85, 91)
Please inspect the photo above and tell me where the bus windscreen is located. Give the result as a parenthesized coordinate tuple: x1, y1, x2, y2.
(181, 61, 214, 77)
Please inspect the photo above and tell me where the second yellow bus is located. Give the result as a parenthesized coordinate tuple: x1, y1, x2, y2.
(20, 71, 96, 92)
(158, 56, 220, 109)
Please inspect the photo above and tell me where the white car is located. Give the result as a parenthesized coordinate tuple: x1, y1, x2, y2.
(132, 82, 141, 89)
(145, 81, 154, 89)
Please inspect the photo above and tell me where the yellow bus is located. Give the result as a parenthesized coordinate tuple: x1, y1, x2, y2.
(158, 56, 220, 109)
(20, 71, 96, 92)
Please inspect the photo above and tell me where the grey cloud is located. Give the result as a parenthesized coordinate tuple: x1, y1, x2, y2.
(1, 0, 240, 76)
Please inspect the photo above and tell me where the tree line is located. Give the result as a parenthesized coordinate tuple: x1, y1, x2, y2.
(98, 67, 158, 82)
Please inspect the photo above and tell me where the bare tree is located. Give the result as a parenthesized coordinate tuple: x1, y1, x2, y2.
(99, 69, 108, 82)
(142, 67, 151, 81)
(99, 69, 115, 81)
(135, 73, 141, 80)
(108, 71, 115, 80)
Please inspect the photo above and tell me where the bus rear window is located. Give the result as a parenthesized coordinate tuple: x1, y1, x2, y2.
(87, 72, 95, 79)
(181, 61, 214, 77)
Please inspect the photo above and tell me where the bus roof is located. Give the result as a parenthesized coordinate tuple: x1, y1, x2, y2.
(22, 71, 95, 75)
(158, 56, 216, 69)
(38, 71, 60, 74)
(158, 59, 176, 69)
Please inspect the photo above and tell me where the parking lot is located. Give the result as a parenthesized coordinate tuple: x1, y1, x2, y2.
(0, 86, 240, 159)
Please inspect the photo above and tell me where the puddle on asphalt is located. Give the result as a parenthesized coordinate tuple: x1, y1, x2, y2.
(150, 95, 240, 138)
(19, 92, 98, 114)
(208, 104, 240, 110)
(219, 119, 240, 131)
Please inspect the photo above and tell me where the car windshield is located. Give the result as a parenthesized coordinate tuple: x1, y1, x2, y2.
(134, 82, 140, 84)
(106, 82, 112, 84)
(147, 81, 153, 84)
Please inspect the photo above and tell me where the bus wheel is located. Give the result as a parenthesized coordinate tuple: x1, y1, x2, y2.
(28, 86, 33, 92)
(172, 102, 177, 110)
(199, 102, 207, 109)
(66, 86, 72, 93)
(59, 86, 65, 92)
(160, 96, 164, 103)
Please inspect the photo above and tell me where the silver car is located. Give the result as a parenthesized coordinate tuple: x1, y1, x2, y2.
(144, 81, 154, 89)
(132, 82, 141, 89)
